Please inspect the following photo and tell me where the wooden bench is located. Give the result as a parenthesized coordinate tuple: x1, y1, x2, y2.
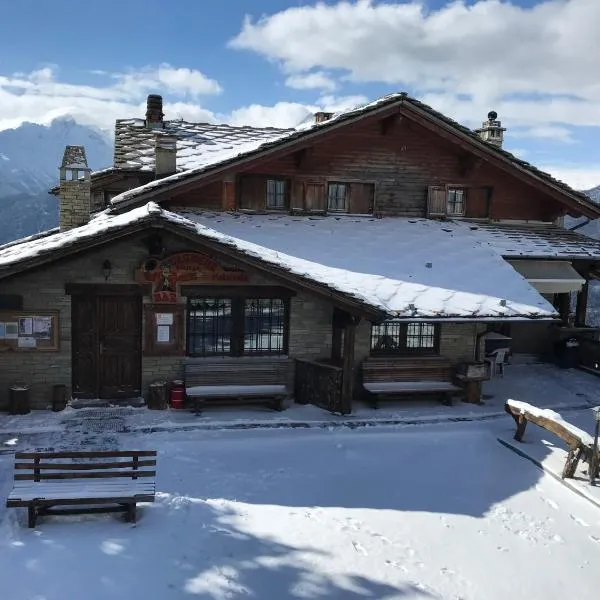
(360, 356, 461, 408)
(6, 450, 157, 528)
(184, 357, 292, 413)
(505, 400, 599, 481)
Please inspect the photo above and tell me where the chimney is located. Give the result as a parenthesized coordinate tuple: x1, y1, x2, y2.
(146, 94, 164, 129)
(475, 110, 506, 148)
(314, 111, 333, 124)
(59, 145, 91, 231)
(155, 133, 177, 178)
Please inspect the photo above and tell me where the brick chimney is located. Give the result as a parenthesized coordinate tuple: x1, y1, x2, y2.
(145, 94, 164, 129)
(155, 133, 177, 178)
(314, 111, 333, 124)
(59, 145, 91, 230)
(475, 111, 506, 148)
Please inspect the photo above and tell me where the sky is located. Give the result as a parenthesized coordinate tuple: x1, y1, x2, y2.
(0, 0, 599, 190)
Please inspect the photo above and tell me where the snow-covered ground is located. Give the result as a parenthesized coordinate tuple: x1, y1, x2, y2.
(1, 362, 600, 599)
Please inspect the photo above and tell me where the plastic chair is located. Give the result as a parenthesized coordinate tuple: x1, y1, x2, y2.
(484, 347, 509, 378)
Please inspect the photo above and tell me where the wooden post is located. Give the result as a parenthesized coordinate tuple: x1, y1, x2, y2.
(555, 293, 571, 323)
(340, 313, 359, 415)
(575, 281, 589, 327)
(331, 308, 345, 365)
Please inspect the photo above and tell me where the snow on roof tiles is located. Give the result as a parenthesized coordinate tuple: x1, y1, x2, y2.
(174, 211, 557, 320)
(113, 118, 294, 173)
(0, 204, 556, 320)
(462, 222, 600, 259)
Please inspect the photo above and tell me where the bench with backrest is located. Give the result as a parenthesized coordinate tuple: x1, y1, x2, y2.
(184, 356, 292, 413)
(6, 450, 157, 528)
(505, 399, 599, 481)
(360, 356, 461, 408)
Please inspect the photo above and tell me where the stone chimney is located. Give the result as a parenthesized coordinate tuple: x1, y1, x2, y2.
(475, 111, 506, 148)
(314, 111, 333, 124)
(145, 94, 164, 129)
(155, 133, 177, 178)
(59, 145, 91, 230)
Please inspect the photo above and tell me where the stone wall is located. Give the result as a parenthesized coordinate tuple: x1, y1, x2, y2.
(59, 179, 91, 230)
(0, 232, 336, 409)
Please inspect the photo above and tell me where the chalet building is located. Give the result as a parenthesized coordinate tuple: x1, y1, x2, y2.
(2, 93, 600, 414)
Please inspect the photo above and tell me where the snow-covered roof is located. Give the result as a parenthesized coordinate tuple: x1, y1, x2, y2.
(0, 204, 556, 321)
(462, 222, 600, 259)
(173, 211, 556, 320)
(108, 93, 597, 217)
(114, 119, 294, 172)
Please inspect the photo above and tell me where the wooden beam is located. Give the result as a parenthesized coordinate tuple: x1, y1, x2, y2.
(65, 283, 150, 296)
(340, 314, 360, 415)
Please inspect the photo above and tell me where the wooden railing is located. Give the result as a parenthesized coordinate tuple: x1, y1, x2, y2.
(294, 358, 346, 414)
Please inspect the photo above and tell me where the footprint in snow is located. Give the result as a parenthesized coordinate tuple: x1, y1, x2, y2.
(352, 541, 367, 555)
(589, 535, 600, 544)
(570, 514, 589, 527)
(542, 497, 559, 510)
(384, 560, 408, 572)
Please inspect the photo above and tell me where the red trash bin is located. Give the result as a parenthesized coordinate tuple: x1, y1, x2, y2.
(170, 380, 185, 409)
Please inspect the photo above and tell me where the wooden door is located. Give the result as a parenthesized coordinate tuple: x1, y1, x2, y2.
(72, 294, 142, 399)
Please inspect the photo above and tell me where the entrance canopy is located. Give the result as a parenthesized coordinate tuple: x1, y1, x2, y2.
(507, 260, 585, 294)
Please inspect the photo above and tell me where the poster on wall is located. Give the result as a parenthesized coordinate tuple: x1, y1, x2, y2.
(156, 313, 174, 326)
(156, 325, 171, 343)
(18, 336, 36, 348)
(5, 322, 18, 339)
(18, 317, 33, 336)
(33, 316, 52, 339)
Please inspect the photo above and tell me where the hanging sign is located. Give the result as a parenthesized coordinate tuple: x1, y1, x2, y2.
(136, 252, 248, 303)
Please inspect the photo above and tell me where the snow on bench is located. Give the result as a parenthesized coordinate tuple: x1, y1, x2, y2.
(504, 399, 598, 481)
(6, 450, 157, 528)
(361, 356, 461, 408)
(184, 357, 292, 413)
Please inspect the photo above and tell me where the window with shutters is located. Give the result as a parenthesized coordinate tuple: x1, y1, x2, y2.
(370, 321, 440, 355)
(427, 185, 467, 217)
(324, 181, 374, 214)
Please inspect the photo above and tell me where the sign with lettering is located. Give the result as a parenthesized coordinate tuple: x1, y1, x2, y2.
(136, 252, 248, 303)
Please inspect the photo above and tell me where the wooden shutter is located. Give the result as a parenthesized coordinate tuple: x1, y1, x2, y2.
(427, 185, 447, 217)
(291, 179, 305, 210)
(465, 186, 491, 218)
(348, 183, 374, 214)
(304, 183, 326, 212)
(239, 175, 267, 210)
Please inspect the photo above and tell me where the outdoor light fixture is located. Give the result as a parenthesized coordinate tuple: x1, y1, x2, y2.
(102, 259, 112, 281)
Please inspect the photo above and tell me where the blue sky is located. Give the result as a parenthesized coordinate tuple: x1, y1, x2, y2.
(0, 0, 599, 189)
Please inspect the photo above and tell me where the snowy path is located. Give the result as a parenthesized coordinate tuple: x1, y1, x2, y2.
(1, 425, 600, 599)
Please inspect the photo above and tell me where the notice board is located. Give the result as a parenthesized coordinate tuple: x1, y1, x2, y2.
(0, 310, 60, 352)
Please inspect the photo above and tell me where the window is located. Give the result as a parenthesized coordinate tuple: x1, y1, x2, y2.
(244, 298, 286, 354)
(266, 179, 287, 210)
(327, 183, 348, 212)
(446, 188, 465, 216)
(370, 321, 439, 355)
(187, 298, 233, 356)
(187, 295, 288, 356)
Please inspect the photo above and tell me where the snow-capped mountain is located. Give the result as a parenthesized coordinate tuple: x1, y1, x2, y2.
(0, 117, 112, 243)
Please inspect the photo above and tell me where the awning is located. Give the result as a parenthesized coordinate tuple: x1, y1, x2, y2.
(507, 260, 585, 294)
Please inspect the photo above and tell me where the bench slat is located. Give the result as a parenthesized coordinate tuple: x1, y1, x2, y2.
(14, 460, 156, 471)
(15, 450, 156, 460)
(15, 470, 156, 481)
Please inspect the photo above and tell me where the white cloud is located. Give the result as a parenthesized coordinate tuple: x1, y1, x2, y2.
(512, 126, 575, 144)
(227, 102, 316, 128)
(538, 166, 600, 191)
(230, 0, 600, 128)
(0, 65, 222, 133)
(285, 71, 337, 92)
(318, 94, 368, 112)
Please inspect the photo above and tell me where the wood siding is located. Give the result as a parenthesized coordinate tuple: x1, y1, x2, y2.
(131, 109, 565, 221)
